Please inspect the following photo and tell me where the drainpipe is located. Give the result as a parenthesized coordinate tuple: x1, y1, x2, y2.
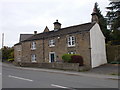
(43, 38, 45, 62)
(89, 32, 92, 69)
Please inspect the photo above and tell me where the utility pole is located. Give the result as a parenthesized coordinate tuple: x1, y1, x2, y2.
(2, 33, 4, 48)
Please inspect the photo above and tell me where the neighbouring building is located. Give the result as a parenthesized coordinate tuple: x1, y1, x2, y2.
(14, 8, 107, 68)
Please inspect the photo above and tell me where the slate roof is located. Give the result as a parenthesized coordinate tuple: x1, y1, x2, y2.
(15, 22, 95, 45)
(14, 34, 33, 46)
(19, 34, 33, 42)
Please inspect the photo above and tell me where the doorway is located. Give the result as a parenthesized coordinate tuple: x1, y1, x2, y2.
(49, 52, 56, 62)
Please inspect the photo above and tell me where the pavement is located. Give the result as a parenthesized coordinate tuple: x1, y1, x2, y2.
(1, 62, 120, 80)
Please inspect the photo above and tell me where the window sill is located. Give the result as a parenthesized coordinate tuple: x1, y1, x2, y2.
(68, 45, 75, 47)
(31, 61, 37, 63)
(49, 45, 55, 47)
(31, 48, 36, 50)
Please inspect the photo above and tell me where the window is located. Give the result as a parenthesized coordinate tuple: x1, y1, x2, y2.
(68, 36, 75, 47)
(18, 51, 21, 55)
(31, 54, 36, 62)
(68, 51, 76, 54)
(17, 58, 21, 62)
(31, 42, 36, 50)
(49, 39, 55, 47)
(17, 46, 21, 51)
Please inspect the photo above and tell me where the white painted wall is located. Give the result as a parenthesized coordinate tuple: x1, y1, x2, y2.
(90, 23, 107, 68)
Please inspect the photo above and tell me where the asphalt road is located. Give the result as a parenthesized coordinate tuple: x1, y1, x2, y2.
(2, 63, 119, 89)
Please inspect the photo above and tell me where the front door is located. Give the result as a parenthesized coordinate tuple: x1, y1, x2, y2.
(49, 52, 55, 62)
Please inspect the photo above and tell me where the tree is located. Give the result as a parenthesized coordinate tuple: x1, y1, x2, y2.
(106, 1, 120, 30)
(94, 2, 111, 43)
(106, 0, 120, 45)
(2, 46, 14, 62)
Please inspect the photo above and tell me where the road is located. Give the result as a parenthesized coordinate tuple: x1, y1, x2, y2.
(1, 63, 119, 89)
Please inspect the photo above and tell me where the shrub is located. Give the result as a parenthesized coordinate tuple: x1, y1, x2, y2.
(62, 54, 84, 66)
(110, 60, 120, 64)
(71, 55, 83, 66)
(62, 54, 72, 63)
(7, 58, 14, 62)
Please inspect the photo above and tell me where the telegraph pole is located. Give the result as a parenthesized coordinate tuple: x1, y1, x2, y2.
(2, 33, 4, 48)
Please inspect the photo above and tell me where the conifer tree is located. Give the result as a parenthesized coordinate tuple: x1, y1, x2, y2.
(106, 0, 120, 30)
(106, 0, 120, 45)
(94, 2, 110, 43)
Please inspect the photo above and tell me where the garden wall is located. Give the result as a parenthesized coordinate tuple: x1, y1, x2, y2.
(13, 62, 90, 71)
(106, 45, 120, 63)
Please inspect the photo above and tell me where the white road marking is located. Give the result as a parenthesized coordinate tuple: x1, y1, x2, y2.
(0, 73, 1, 75)
(8, 75, 33, 82)
(51, 84, 68, 88)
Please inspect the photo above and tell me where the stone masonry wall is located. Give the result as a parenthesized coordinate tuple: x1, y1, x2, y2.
(15, 62, 89, 71)
(16, 31, 91, 67)
(44, 32, 91, 67)
(21, 40, 44, 63)
(14, 45, 22, 62)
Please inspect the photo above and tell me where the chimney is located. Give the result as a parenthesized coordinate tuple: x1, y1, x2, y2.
(53, 20, 61, 30)
(91, 4, 99, 23)
(34, 31, 37, 34)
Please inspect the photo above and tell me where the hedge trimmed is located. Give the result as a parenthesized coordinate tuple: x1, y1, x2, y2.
(71, 55, 83, 66)
(62, 54, 84, 66)
(62, 54, 72, 63)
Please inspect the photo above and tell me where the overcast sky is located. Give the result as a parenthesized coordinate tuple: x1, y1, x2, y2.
(0, 0, 110, 48)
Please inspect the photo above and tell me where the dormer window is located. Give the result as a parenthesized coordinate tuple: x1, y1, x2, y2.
(49, 39, 55, 47)
(31, 41, 36, 50)
(68, 36, 75, 47)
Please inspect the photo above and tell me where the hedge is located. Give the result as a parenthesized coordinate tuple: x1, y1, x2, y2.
(71, 55, 83, 66)
(62, 54, 72, 63)
(62, 54, 84, 66)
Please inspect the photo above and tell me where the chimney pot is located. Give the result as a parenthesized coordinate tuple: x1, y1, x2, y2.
(34, 31, 37, 34)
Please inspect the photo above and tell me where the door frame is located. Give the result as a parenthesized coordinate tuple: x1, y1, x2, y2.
(49, 52, 56, 63)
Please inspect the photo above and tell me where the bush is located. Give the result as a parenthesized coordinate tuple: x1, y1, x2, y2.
(62, 54, 84, 66)
(71, 55, 83, 66)
(7, 58, 14, 62)
(62, 54, 72, 63)
(110, 60, 120, 64)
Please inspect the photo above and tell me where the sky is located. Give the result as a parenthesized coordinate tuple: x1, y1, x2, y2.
(0, 0, 110, 48)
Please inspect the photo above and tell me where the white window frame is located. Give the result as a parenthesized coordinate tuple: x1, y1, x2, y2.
(17, 58, 21, 62)
(68, 36, 75, 47)
(31, 54, 36, 62)
(31, 42, 36, 50)
(49, 39, 55, 47)
(68, 51, 76, 54)
(49, 52, 56, 63)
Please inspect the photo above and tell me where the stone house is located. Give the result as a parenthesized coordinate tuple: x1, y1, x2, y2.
(14, 9, 107, 68)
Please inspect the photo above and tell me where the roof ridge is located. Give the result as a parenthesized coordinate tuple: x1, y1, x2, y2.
(20, 34, 33, 35)
(60, 22, 94, 30)
(18, 22, 96, 42)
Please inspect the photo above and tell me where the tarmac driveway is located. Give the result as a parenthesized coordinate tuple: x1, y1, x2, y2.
(85, 64, 119, 75)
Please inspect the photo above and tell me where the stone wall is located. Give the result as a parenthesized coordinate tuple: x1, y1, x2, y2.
(106, 45, 120, 63)
(15, 31, 91, 67)
(14, 62, 90, 71)
(44, 32, 91, 67)
(14, 45, 22, 62)
(21, 40, 44, 63)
